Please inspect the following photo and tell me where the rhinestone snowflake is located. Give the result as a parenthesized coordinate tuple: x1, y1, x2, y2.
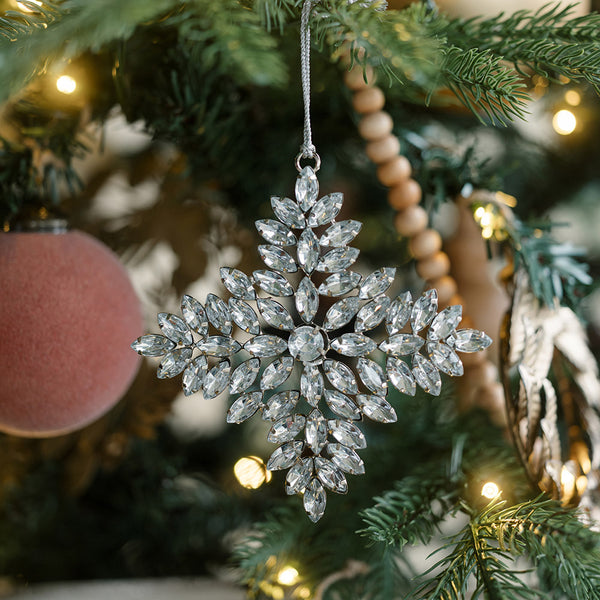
(131, 167, 492, 521)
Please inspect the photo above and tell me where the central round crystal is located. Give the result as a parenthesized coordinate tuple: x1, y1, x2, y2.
(288, 326, 324, 363)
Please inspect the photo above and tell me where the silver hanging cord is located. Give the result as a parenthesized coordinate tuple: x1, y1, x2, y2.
(296, 0, 321, 171)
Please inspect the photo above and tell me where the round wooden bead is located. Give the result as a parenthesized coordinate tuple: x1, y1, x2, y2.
(428, 274, 457, 306)
(352, 86, 385, 114)
(416, 251, 450, 281)
(344, 65, 374, 90)
(377, 155, 412, 187)
(394, 205, 428, 237)
(358, 111, 393, 141)
(388, 178, 422, 211)
(365, 135, 401, 164)
(409, 229, 443, 260)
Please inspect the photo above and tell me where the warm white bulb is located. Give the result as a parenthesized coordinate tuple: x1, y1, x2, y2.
(233, 456, 271, 489)
(481, 481, 501, 499)
(56, 75, 77, 94)
(564, 90, 581, 107)
(552, 109, 577, 135)
(277, 566, 299, 586)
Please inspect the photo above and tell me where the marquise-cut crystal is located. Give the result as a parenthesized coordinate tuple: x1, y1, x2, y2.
(303, 478, 326, 523)
(315, 457, 348, 493)
(258, 245, 298, 273)
(316, 247, 359, 273)
(295, 277, 319, 323)
(181, 295, 209, 336)
(295, 166, 319, 211)
(411, 289, 438, 333)
(308, 192, 343, 227)
(324, 359, 358, 394)
(205, 294, 232, 335)
(196, 336, 241, 357)
(257, 298, 294, 330)
(244, 335, 288, 358)
(428, 304, 462, 341)
(448, 329, 493, 353)
(324, 390, 361, 420)
(386, 292, 412, 334)
(267, 413, 306, 443)
(386, 357, 416, 395)
(157, 347, 192, 379)
(305, 409, 328, 454)
(286, 457, 313, 495)
(288, 326, 324, 362)
(271, 196, 306, 229)
(355, 295, 391, 332)
(356, 358, 387, 394)
(253, 270, 294, 297)
(297, 229, 320, 274)
(220, 267, 255, 300)
(319, 220, 362, 248)
(229, 358, 260, 393)
(379, 333, 424, 356)
(203, 360, 231, 399)
(331, 333, 376, 357)
(262, 391, 300, 421)
(412, 354, 441, 396)
(182, 355, 208, 396)
(261, 356, 295, 390)
(256, 219, 296, 246)
(266, 440, 304, 471)
(328, 420, 366, 449)
(428, 341, 463, 376)
(357, 394, 397, 423)
(359, 267, 396, 300)
(318, 272, 362, 297)
(301, 365, 324, 406)
(227, 391, 263, 424)
(323, 297, 360, 331)
(158, 313, 193, 345)
(229, 298, 260, 334)
(131, 334, 175, 357)
(328, 443, 365, 475)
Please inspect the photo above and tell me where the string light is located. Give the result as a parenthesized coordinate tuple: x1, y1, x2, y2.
(472, 202, 507, 241)
(552, 109, 577, 135)
(277, 566, 300, 586)
(481, 481, 501, 499)
(16, 0, 42, 13)
(294, 586, 311, 599)
(56, 75, 77, 95)
(233, 456, 272, 489)
(564, 90, 581, 106)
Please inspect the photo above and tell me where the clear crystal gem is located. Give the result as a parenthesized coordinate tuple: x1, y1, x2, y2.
(157, 347, 192, 379)
(358, 267, 396, 300)
(411, 289, 438, 333)
(324, 390, 361, 420)
(327, 443, 365, 475)
(356, 358, 387, 394)
(379, 333, 424, 356)
(357, 394, 397, 423)
(229, 298, 261, 334)
(220, 267, 256, 300)
(323, 297, 360, 331)
(257, 298, 294, 331)
(295, 277, 319, 323)
(271, 196, 306, 229)
(196, 335, 241, 357)
(386, 357, 416, 395)
(328, 420, 366, 449)
(286, 457, 313, 495)
(316, 247, 359, 273)
(301, 365, 324, 406)
(267, 440, 304, 471)
(448, 329, 493, 352)
(412, 354, 441, 396)
(244, 335, 288, 358)
(318, 272, 362, 297)
(319, 220, 362, 248)
(205, 293, 232, 335)
(303, 478, 326, 523)
(229, 358, 260, 393)
(324, 359, 358, 394)
(227, 391, 263, 424)
(261, 356, 295, 390)
(158, 313, 193, 345)
(288, 326, 324, 362)
(308, 192, 343, 227)
(305, 409, 328, 454)
(182, 355, 208, 396)
(295, 166, 319, 211)
(314, 457, 348, 494)
(256, 219, 296, 246)
(355, 295, 391, 332)
(331, 333, 376, 357)
(428, 341, 464, 376)
(258, 245, 298, 273)
(131, 334, 175, 357)
(252, 270, 294, 296)
(267, 413, 306, 443)
(181, 295, 209, 336)
(262, 391, 300, 421)
(428, 304, 462, 341)
(297, 229, 320, 274)
(386, 292, 412, 334)
(203, 360, 231, 399)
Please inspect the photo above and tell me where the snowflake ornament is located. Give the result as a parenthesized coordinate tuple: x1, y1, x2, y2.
(131, 167, 492, 522)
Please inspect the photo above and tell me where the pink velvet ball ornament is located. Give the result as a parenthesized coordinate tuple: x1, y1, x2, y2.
(0, 229, 143, 437)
